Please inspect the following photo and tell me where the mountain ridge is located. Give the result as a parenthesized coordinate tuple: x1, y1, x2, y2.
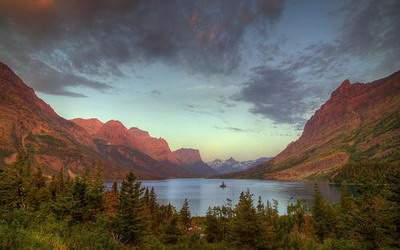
(231, 70, 400, 180)
(208, 157, 271, 174)
(0, 62, 215, 179)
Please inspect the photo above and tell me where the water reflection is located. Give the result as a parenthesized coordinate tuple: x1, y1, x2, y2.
(105, 178, 340, 216)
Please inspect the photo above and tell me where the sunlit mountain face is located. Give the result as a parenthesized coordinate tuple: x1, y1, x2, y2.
(0, 0, 398, 161)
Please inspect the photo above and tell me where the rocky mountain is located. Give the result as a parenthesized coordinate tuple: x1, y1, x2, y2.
(0, 62, 215, 179)
(0, 62, 125, 178)
(173, 148, 216, 176)
(71, 118, 216, 177)
(208, 157, 271, 174)
(234, 70, 400, 180)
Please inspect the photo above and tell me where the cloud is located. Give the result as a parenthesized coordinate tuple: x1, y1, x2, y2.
(214, 126, 257, 133)
(216, 95, 236, 108)
(281, 0, 400, 82)
(234, 0, 400, 126)
(0, 0, 286, 96)
(233, 66, 320, 125)
(150, 90, 161, 96)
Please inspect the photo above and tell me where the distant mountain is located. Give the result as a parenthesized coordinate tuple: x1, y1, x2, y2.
(232, 70, 400, 180)
(173, 148, 216, 176)
(0, 62, 215, 179)
(70, 118, 216, 177)
(208, 157, 271, 174)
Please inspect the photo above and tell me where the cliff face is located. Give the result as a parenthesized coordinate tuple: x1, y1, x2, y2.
(239, 71, 400, 181)
(173, 148, 202, 165)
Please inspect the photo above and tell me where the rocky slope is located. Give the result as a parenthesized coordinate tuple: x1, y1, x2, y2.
(172, 148, 216, 176)
(71, 118, 216, 177)
(0, 62, 214, 179)
(0, 62, 126, 178)
(234, 71, 400, 180)
(208, 157, 271, 174)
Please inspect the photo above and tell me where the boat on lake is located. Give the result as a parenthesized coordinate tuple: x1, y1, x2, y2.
(220, 181, 226, 188)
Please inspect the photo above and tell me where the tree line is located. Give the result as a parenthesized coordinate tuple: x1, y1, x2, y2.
(0, 153, 399, 249)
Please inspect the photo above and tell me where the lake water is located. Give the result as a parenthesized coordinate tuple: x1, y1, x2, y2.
(106, 178, 340, 216)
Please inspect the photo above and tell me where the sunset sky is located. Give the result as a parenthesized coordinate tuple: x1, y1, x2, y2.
(0, 0, 398, 161)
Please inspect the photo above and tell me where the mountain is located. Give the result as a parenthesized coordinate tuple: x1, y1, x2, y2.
(0, 62, 214, 179)
(70, 118, 217, 177)
(208, 157, 271, 174)
(172, 148, 216, 176)
(0, 62, 128, 179)
(234, 71, 400, 180)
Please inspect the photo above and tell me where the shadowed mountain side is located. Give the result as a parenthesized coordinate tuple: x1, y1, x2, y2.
(230, 70, 400, 180)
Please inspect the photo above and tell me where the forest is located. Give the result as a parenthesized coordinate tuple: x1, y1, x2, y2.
(0, 153, 399, 250)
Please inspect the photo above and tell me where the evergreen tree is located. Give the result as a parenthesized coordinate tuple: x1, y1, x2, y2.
(161, 215, 182, 244)
(70, 177, 89, 222)
(112, 172, 148, 245)
(287, 200, 305, 231)
(86, 163, 104, 219)
(205, 207, 220, 243)
(147, 187, 160, 234)
(0, 153, 31, 212)
(28, 166, 49, 210)
(312, 184, 336, 242)
(179, 199, 191, 232)
(105, 182, 119, 217)
(230, 191, 261, 248)
(336, 181, 354, 239)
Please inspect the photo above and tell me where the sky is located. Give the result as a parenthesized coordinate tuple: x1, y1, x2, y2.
(0, 0, 399, 161)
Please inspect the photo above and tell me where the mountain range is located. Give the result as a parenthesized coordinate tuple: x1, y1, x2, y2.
(230, 71, 400, 180)
(0, 62, 216, 179)
(208, 157, 271, 174)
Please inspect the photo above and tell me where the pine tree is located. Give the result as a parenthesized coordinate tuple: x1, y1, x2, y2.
(336, 181, 354, 239)
(162, 215, 182, 244)
(28, 166, 49, 210)
(0, 153, 31, 212)
(205, 207, 220, 243)
(70, 177, 89, 222)
(105, 182, 119, 217)
(179, 198, 191, 232)
(112, 172, 148, 245)
(86, 163, 104, 219)
(312, 184, 336, 242)
(230, 190, 261, 248)
(146, 187, 160, 234)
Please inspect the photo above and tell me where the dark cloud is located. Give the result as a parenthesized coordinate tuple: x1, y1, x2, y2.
(236, 0, 400, 126)
(281, 0, 400, 82)
(0, 0, 286, 96)
(233, 66, 320, 125)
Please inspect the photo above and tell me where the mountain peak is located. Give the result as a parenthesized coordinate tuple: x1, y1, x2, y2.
(331, 79, 352, 97)
(128, 127, 150, 137)
(103, 120, 127, 129)
(71, 118, 104, 135)
(226, 157, 236, 162)
(173, 148, 202, 165)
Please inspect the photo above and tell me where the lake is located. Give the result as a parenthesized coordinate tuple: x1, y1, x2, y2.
(106, 178, 340, 216)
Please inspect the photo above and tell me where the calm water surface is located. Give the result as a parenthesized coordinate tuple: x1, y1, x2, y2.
(106, 178, 340, 216)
